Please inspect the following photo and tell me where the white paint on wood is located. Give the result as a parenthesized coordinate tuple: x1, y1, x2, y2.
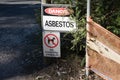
(91, 68, 112, 80)
(87, 38, 120, 64)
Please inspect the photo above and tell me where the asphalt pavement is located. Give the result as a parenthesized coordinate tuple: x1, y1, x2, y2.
(0, 1, 42, 80)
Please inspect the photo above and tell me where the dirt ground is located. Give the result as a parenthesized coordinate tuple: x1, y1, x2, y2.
(34, 57, 104, 80)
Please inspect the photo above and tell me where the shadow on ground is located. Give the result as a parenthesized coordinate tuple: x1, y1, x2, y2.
(0, 3, 44, 80)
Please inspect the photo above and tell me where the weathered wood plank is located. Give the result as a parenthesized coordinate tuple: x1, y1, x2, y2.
(88, 21, 120, 54)
(87, 20, 120, 80)
(88, 48, 120, 80)
(87, 38, 120, 64)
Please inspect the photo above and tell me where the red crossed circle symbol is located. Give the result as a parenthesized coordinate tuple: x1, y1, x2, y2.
(44, 34, 59, 48)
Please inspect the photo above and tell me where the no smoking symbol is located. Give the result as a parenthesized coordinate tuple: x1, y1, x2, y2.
(44, 34, 59, 48)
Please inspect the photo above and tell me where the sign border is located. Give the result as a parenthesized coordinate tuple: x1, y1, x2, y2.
(41, 4, 76, 32)
(44, 33, 59, 48)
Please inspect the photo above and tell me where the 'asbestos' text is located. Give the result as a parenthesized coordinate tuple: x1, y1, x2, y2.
(45, 20, 74, 28)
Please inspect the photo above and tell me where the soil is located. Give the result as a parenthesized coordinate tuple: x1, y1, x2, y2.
(34, 57, 104, 80)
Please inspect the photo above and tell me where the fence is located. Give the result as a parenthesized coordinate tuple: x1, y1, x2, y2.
(87, 20, 120, 80)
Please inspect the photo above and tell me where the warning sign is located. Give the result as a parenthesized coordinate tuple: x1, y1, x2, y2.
(44, 34, 59, 48)
(43, 31, 61, 57)
(41, 4, 76, 32)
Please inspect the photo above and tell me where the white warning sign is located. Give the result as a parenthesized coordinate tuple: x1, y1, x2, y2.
(43, 31, 61, 57)
(42, 4, 76, 32)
